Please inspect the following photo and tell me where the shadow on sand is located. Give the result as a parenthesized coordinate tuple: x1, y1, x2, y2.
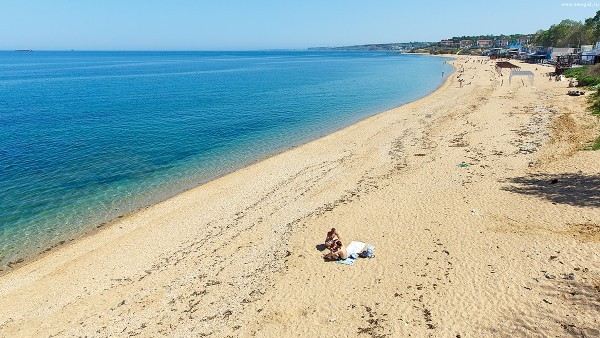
(502, 173, 600, 208)
(490, 277, 600, 337)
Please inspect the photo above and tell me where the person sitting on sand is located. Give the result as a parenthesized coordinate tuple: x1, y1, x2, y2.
(323, 240, 348, 261)
(325, 228, 341, 249)
(328, 239, 341, 252)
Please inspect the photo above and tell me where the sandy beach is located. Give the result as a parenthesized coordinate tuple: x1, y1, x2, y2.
(0, 56, 598, 337)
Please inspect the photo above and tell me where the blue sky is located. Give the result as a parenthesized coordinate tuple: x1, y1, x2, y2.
(0, 0, 596, 50)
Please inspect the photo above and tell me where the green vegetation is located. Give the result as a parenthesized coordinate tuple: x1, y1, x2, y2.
(564, 65, 600, 150)
(564, 65, 600, 87)
(565, 65, 600, 116)
(425, 48, 481, 55)
(532, 11, 600, 47)
(453, 34, 525, 41)
(592, 136, 600, 150)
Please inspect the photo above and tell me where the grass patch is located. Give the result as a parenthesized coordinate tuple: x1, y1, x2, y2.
(564, 65, 600, 150)
(592, 135, 600, 150)
(588, 90, 600, 116)
(564, 65, 600, 87)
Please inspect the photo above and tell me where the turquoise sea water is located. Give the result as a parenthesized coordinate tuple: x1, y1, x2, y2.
(0, 51, 452, 268)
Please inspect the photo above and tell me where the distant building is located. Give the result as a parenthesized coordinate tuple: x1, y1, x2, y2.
(581, 44, 599, 64)
(582, 49, 600, 64)
(518, 36, 531, 45)
(494, 39, 509, 47)
(460, 40, 474, 48)
(477, 39, 493, 48)
(549, 47, 575, 60)
(440, 39, 457, 47)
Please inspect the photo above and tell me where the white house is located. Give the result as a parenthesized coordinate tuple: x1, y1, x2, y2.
(549, 47, 575, 60)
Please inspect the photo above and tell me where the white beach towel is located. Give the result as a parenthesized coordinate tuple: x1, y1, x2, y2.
(346, 241, 366, 256)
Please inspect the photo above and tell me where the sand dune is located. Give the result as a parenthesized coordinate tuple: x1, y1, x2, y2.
(0, 56, 598, 337)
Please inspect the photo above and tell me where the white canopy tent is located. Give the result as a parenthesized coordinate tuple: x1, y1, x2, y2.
(509, 70, 534, 86)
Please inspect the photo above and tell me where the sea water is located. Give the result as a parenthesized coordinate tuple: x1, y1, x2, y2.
(0, 51, 452, 268)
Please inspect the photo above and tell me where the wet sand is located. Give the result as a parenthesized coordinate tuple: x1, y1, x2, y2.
(0, 56, 598, 337)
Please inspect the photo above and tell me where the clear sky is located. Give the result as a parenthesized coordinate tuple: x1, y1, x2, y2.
(0, 0, 596, 50)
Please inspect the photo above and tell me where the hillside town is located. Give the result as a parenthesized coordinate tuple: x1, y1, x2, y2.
(314, 12, 600, 77)
(426, 12, 600, 71)
(432, 34, 599, 68)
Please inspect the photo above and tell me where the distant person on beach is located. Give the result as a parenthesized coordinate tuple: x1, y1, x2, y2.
(323, 240, 348, 261)
(325, 228, 341, 249)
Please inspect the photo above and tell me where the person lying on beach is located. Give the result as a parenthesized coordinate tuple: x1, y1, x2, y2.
(322, 240, 348, 261)
(325, 227, 341, 249)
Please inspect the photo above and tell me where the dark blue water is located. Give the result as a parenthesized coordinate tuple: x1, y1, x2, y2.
(0, 51, 452, 267)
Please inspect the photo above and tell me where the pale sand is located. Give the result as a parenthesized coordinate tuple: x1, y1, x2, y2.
(0, 56, 598, 337)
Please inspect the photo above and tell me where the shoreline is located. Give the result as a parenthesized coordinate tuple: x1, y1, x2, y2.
(0, 54, 456, 276)
(1, 56, 598, 337)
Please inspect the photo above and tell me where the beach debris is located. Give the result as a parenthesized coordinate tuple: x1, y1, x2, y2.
(422, 308, 435, 330)
(457, 162, 470, 168)
(357, 305, 389, 337)
(543, 299, 553, 304)
(470, 209, 481, 216)
(561, 273, 575, 280)
(567, 90, 585, 96)
(544, 272, 556, 280)
(7, 258, 24, 268)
